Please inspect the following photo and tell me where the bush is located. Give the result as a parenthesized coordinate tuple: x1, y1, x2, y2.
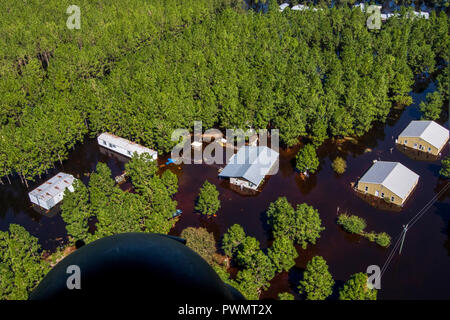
(278, 292, 294, 300)
(180, 227, 217, 265)
(365, 231, 377, 242)
(376, 232, 391, 247)
(440, 156, 450, 178)
(337, 214, 366, 235)
(331, 157, 347, 174)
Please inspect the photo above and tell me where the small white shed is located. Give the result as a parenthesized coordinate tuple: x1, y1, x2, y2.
(28, 172, 75, 210)
(279, 3, 289, 11)
(97, 132, 158, 161)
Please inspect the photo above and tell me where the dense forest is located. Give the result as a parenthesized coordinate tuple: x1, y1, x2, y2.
(0, 0, 448, 186)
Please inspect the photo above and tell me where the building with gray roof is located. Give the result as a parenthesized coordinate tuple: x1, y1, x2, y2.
(219, 146, 279, 191)
(397, 120, 448, 156)
(28, 172, 75, 210)
(356, 161, 419, 206)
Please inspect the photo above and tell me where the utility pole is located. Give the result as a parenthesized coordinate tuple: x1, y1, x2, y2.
(399, 224, 408, 255)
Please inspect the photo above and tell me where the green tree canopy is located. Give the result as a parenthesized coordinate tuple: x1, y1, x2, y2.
(298, 256, 334, 300)
(222, 224, 247, 257)
(339, 272, 377, 300)
(440, 156, 450, 178)
(0, 224, 49, 300)
(267, 197, 325, 249)
(331, 156, 347, 174)
(296, 144, 320, 174)
(61, 179, 92, 243)
(278, 292, 295, 300)
(181, 227, 217, 266)
(337, 214, 367, 234)
(195, 180, 221, 216)
(267, 236, 299, 273)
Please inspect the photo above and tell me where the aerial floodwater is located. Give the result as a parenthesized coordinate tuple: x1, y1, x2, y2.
(0, 82, 448, 300)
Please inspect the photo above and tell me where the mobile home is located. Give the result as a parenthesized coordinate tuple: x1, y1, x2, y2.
(28, 172, 75, 210)
(97, 132, 158, 160)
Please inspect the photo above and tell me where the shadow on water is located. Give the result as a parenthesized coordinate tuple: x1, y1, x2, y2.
(0, 81, 448, 299)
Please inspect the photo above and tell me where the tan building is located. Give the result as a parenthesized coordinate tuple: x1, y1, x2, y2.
(397, 120, 449, 156)
(357, 161, 419, 206)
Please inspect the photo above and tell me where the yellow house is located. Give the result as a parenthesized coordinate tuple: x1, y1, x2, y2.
(357, 161, 419, 206)
(397, 120, 449, 156)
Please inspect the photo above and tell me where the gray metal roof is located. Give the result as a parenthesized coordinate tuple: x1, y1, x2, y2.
(28, 172, 75, 202)
(219, 146, 279, 186)
(398, 121, 449, 150)
(359, 161, 419, 199)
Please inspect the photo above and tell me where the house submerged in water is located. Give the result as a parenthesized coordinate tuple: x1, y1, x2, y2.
(396, 120, 449, 157)
(97, 132, 158, 161)
(28, 172, 75, 211)
(356, 161, 419, 207)
(219, 146, 279, 191)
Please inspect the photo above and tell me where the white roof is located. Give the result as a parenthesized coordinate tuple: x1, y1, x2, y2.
(359, 161, 419, 199)
(279, 3, 289, 11)
(29, 172, 75, 202)
(98, 132, 157, 157)
(353, 3, 365, 11)
(398, 121, 449, 150)
(413, 11, 429, 19)
(219, 146, 279, 186)
(292, 4, 308, 11)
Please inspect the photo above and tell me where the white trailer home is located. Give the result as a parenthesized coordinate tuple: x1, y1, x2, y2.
(97, 132, 158, 161)
(28, 172, 75, 210)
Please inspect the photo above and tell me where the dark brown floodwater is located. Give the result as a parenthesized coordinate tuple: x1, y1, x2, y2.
(0, 82, 448, 300)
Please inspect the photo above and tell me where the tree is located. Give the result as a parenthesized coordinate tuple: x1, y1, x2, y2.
(420, 91, 443, 120)
(331, 157, 347, 174)
(235, 251, 276, 298)
(195, 180, 221, 216)
(267, 198, 325, 249)
(125, 153, 158, 195)
(161, 169, 178, 196)
(296, 144, 320, 174)
(339, 272, 377, 300)
(89, 162, 117, 216)
(235, 236, 261, 268)
(337, 214, 366, 235)
(267, 236, 298, 273)
(0, 224, 49, 300)
(440, 156, 450, 178)
(0, 2, 449, 188)
(278, 292, 294, 300)
(94, 191, 145, 239)
(376, 232, 391, 248)
(61, 179, 92, 243)
(180, 227, 217, 266)
(222, 224, 246, 257)
(298, 256, 334, 300)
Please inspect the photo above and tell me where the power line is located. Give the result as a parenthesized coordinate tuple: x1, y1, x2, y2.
(407, 182, 449, 229)
(380, 231, 402, 277)
(379, 181, 449, 277)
